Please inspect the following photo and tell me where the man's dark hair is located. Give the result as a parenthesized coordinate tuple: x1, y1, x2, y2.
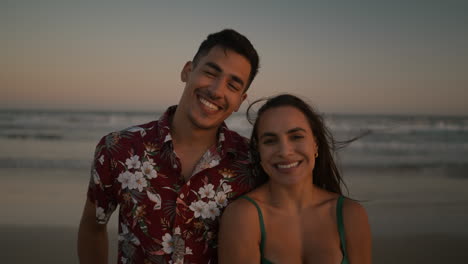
(192, 29, 260, 91)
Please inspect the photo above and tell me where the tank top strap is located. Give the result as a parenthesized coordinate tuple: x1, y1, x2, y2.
(336, 196, 349, 262)
(239, 195, 267, 254)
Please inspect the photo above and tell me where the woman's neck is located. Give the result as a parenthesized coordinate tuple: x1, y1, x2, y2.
(266, 179, 318, 213)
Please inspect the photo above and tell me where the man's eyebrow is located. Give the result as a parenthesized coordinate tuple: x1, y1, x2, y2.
(205, 62, 222, 73)
(205, 62, 245, 87)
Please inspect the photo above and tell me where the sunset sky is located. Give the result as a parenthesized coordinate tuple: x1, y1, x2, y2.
(2, 0, 467, 115)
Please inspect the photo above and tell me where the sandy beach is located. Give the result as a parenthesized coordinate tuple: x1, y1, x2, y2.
(1, 166, 468, 263)
(1, 225, 467, 263)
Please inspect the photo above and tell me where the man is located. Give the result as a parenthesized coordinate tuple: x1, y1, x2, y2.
(78, 29, 260, 264)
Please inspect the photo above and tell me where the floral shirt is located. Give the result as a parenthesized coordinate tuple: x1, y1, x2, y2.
(87, 106, 257, 264)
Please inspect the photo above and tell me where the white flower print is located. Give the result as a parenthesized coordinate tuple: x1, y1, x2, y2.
(200, 201, 211, 219)
(174, 226, 181, 235)
(192, 200, 220, 220)
(96, 207, 106, 221)
(98, 155, 105, 165)
(192, 151, 221, 175)
(133, 171, 147, 192)
(171, 231, 185, 263)
(209, 159, 219, 168)
(162, 227, 183, 259)
(222, 183, 233, 194)
(189, 200, 206, 218)
(147, 190, 161, 210)
(219, 132, 225, 142)
(162, 233, 174, 254)
(117, 171, 133, 190)
(215, 191, 228, 207)
(204, 201, 220, 220)
(185, 247, 193, 255)
(126, 126, 146, 137)
(125, 155, 141, 169)
(198, 184, 215, 199)
(141, 161, 157, 179)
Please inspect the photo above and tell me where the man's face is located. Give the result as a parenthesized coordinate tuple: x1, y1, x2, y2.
(178, 46, 250, 131)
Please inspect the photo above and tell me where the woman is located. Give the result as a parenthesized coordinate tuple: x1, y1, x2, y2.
(218, 94, 371, 264)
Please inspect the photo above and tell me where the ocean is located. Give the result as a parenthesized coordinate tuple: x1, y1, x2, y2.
(1, 109, 467, 173)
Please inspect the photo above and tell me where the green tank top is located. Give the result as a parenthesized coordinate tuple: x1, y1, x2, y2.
(240, 195, 349, 264)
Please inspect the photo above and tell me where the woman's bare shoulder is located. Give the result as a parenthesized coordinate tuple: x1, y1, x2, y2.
(341, 198, 372, 263)
(341, 198, 369, 223)
(221, 187, 261, 226)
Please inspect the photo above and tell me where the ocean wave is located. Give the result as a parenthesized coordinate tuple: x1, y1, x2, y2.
(3, 133, 63, 140)
(1, 110, 467, 172)
(0, 110, 157, 131)
(325, 116, 468, 134)
(347, 141, 468, 152)
(0, 158, 91, 169)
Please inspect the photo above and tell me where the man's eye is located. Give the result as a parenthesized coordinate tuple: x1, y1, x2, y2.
(204, 71, 215, 77)
(292, 135, 304, 140)
(228, 83, 240, 91)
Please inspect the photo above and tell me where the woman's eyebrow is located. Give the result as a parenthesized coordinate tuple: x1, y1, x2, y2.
(259, 132, 276, 140)
(287, 127, 306, 134)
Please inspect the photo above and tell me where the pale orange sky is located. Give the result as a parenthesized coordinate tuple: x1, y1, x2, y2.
(2, 0, 467, 115)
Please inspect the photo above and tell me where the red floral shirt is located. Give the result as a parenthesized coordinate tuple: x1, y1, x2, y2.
(88, 106, 257, 264)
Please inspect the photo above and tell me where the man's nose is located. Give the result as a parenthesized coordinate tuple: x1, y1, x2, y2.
(206, 78, 226, 99)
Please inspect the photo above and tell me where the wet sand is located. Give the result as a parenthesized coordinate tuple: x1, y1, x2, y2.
(1, 225, 467, 263)
(1, 167, 468, 263)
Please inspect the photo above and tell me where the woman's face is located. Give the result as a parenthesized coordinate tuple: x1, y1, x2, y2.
(256, 106, 318, 185)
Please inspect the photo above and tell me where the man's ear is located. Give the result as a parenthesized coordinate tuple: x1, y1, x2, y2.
(181, 61, 192, 82)
(234, 93, 248, 112)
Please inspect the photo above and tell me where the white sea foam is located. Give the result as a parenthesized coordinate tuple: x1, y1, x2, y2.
(1, 110, 467, 171)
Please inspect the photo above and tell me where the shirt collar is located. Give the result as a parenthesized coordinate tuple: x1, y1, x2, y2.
(156, 105, 238, 158)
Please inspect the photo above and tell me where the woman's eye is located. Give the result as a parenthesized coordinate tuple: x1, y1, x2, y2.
(262, 139, 275, 145)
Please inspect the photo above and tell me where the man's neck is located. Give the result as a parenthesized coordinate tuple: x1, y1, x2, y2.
(170, 109, 219, 150)
(170, 108, 221, 180)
